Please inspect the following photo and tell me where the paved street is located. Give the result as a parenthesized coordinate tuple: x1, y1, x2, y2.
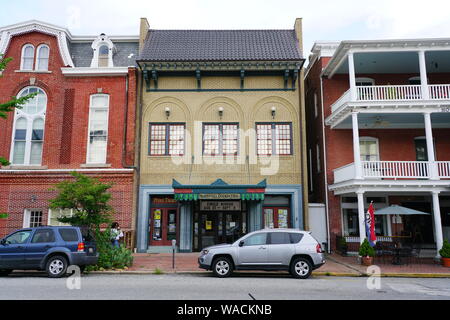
(0, 273, 449, 300)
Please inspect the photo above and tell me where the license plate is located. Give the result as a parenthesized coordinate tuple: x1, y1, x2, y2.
(88, 248, 94, 253)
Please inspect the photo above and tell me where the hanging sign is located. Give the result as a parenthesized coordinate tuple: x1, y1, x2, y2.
(200, 201, 241, 211)
(199, 194, 241, 200)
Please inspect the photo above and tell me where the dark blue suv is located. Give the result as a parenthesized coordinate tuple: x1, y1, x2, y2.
(0, 226, 98, 278)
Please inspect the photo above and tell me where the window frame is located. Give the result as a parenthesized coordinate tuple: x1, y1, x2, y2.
(47, 208, 74, 226)
(20, 44, 35, 71)
(148, 123, 186, 157)
(256, 122, 293, 156)
(202, 122, 240, 156)
(359, 136, 380, 162)
(23, 209, 44, 228)
(86, 94, 110, 164)
(35, 44, 50, 71)
(10, 87, 47, 166)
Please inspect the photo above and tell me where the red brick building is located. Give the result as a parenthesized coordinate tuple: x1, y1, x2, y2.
(0, 21, 138, 237)
(305, 40, 450, 257)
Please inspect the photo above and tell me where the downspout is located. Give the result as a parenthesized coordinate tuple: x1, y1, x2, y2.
(320, 75, 331, 253)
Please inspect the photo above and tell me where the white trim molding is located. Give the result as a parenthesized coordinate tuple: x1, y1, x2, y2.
(0, 20, 74, 67)
(61, 67, 129, 77)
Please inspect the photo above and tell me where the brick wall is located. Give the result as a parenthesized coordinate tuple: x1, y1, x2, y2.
(0, 31, 137, 237)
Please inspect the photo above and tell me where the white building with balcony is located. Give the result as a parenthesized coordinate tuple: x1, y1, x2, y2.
(306, 39, 450, 257)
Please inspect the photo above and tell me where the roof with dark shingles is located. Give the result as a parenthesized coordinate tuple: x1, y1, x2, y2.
(138, 29, 303, 62)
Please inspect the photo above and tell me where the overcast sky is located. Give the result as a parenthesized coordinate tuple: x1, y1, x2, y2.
(2, 0, 450, 57)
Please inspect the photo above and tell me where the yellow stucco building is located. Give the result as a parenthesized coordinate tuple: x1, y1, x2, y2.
(136, 18, 308, 253)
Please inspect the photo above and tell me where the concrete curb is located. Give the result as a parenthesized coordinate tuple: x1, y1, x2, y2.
(87, 270, 450, 278)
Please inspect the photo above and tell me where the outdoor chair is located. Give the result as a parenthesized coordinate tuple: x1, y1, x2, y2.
(410, 243, 422, 264)
(399, 246, 413, 265)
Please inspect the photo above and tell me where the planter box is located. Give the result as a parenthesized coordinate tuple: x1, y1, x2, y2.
(442, 258, 450, 268)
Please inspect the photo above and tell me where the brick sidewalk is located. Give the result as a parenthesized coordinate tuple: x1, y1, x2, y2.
(126, 253, 450, 277)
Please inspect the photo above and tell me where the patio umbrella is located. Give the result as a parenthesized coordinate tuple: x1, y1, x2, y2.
(374, 205, 431, 216)
(374, 205, 430, 239)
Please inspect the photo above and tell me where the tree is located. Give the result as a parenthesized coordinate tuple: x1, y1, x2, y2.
(49, 172, 114, 230)
(0, 54, 37, 166)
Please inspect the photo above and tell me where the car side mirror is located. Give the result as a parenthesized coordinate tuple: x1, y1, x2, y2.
(0, 239, 6, 245)
(239, 241, 245, 247)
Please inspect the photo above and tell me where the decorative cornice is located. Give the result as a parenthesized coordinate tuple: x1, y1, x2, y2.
(0, 21, 74, 67)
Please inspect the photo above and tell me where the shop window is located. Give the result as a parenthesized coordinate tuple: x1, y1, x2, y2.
(149, 123, 185, 156)
(256, 123, 293, 156)
(263, 207, 290, 229)
(203, 123, 239, 156)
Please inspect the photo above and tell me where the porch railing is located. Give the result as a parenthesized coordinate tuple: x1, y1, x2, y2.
(333, 161, 450, 183)
(429, 84, 450, 100)
(357, 85, 422, 101)
(437, 161, 450, 178)
(362, 161, 430, 179)
(330, 84, 450, 112)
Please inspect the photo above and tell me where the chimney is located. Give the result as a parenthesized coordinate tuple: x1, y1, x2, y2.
(139, 18, 150, 53)
(294, 18, 303, 55)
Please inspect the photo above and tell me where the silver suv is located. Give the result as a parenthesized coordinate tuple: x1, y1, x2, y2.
(198, 229, 325, 279)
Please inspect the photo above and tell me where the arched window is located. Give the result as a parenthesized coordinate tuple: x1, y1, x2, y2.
(98, 45, 110, 68)
(21, 44, 35, 70)
(10, 87, 47, 166)
(36, 45, 50, 71)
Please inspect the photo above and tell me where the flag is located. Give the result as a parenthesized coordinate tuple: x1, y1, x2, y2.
(365, 202, 377, 247)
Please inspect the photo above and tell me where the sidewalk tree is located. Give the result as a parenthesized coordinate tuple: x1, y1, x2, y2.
(0, 54, 37, 166)
(49, 172, 114, 230)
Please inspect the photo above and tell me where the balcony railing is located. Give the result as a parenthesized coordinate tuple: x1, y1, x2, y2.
(330, 84, 450, 113)
(357, 85, 422, 101)
(333, 161, 450, 183)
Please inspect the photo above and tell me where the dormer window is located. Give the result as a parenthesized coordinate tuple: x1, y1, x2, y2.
(21, 44, 35, 70)
(90, 34, 114, 68)
(98, 45, 109, 67)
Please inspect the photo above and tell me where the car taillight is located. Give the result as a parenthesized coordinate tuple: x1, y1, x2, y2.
(77, 243, 85, 252)
(316, 244, 323, 253)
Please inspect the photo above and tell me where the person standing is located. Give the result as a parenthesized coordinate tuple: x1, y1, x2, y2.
(111, 222, 124, 248)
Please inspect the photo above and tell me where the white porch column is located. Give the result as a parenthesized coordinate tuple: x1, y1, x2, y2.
(352, 111, 363, 179)
(357, 191, 366, 245)
(348, 52, 357, 101)
(431, 191, 444, 258)
(418, 50, 430, 100)
(424, 112, 439, 179)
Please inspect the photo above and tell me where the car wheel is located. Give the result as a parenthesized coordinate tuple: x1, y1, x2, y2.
(212, 257, 233, 278)
(290, 257, 312, 279)
(0, 270, 12, 277)
(46, 256, 68, 278)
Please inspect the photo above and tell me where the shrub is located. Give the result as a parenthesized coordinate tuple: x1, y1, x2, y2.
(439, 240, 450, 259)
(87, 229, 133, 271)
(359, 238, 375, 257)
(0, 213, 8, 219)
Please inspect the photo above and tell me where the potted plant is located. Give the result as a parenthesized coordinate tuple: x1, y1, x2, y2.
(338, 236, 348, 256)
(359, 238, 376, 266)
(439, 240, 450, 268)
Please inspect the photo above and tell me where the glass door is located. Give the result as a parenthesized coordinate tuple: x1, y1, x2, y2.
(263, 207, 291, 229)
(221, 212, 242, 244)
(150, 208, 178, 246)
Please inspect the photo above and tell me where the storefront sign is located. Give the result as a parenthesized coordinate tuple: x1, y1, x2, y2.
(199, 194, 241, 200)
(152, 197, 177, 205)
(200, 201, 241, 211)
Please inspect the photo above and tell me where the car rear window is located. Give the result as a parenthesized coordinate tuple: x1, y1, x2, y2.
(59, 229, 79, 242)
(289, 233, 304, 244)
